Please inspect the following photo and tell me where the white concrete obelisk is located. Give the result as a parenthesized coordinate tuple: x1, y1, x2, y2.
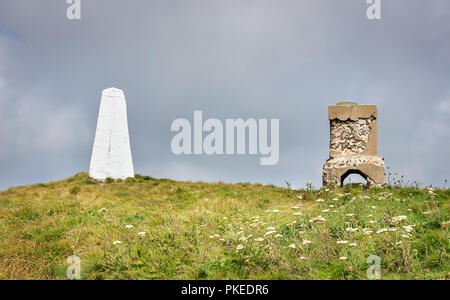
(89, 88, 134, 180)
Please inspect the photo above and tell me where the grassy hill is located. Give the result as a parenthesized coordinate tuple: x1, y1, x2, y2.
(0, 173, 448, 280)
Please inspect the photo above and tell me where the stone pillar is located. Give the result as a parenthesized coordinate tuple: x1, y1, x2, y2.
(89, 88, 134, 180)
(322, 102, 385, 187)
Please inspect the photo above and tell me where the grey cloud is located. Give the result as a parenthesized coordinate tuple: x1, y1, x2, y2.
(0, 0, 449, 189)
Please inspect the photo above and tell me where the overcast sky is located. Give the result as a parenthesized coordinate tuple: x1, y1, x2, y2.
(0, 0, 449, 190)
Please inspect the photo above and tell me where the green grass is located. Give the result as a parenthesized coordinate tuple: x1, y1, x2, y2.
(0, 173, 448, 280)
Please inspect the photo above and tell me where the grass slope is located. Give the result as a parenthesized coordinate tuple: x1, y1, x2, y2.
(0, 173, 448, 280)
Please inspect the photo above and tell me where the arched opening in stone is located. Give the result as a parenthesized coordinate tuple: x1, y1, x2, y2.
(341, 169, 368, 187)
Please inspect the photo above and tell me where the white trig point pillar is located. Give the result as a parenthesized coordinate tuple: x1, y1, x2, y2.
(89, 88, 134, 180)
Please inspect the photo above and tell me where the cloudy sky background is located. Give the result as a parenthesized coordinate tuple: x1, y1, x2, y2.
(0, 0, 449, 190)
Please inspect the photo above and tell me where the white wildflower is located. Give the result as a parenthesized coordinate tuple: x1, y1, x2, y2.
(391, 216, 407, 223)
(337, 240, 349, 244)
(403, 225, 415, 233)
(309, 215, 326, 223)
(239, 236, 248, 242)
(362, 228, 373, 235)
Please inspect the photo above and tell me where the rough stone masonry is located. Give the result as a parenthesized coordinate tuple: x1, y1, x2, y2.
(322, 102, 386, 187)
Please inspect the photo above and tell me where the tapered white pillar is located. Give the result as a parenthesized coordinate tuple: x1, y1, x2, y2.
(89, 88, 134, 180)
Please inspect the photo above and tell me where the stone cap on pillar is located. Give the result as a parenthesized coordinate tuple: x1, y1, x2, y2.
(102, 87, 125, 98)
(329, 102, 378, 121)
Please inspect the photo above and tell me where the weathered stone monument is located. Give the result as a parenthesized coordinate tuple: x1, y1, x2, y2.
(89, 88, 134, 180)
(322, 102, 385, 187)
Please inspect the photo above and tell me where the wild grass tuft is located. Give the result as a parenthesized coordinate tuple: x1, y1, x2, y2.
(0, 173, 448, 280)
